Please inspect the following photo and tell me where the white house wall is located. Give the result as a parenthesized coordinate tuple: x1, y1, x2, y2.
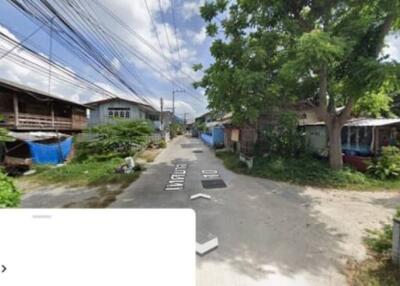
(89, 99, 142, 126)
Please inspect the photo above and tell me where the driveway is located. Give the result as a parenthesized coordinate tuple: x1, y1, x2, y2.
(111, 135, 400, 286)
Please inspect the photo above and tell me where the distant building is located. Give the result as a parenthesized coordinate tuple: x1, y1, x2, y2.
(86, 97, 160, 129)
(0, 78, 88, 132)
(161, 111, 183, 129)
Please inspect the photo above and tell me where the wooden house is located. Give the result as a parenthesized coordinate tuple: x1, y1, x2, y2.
(0, 78, 88, 132)
(86, 97, 161, 129)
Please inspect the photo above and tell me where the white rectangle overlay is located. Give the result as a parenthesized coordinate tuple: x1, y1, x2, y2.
(0, 209, 195, 286)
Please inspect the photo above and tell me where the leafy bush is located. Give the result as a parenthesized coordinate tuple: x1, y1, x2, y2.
(159, 140, 167, 148)
(263, 112, 305, 157)
(0, 114, 14, 142)
(364, 225, 394, 254)
(0, 170, 20, 208)
(75, 120, 153, 162)
(169, 123, 184, 138)
(32, 158, 141, 188)
(196, 121, 207, 133)
(368, 146, 400, 179)
(216, 151, 400, 190)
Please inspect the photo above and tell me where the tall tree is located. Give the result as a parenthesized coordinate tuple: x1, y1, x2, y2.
(196, 0, 400, 169)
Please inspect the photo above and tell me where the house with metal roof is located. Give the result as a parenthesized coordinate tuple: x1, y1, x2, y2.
(0, 78, 88, 132)
(86, 97, 161, 129)
(0, 78, 89, 166)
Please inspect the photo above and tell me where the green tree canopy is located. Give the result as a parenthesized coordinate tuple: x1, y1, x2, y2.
(196, 0, 400, 169)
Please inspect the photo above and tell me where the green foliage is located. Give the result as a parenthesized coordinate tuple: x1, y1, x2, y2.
(195, 121, 207, 133)
(192, 63, 203, 72)
(159, 139, 166, 149)
(365, 225, 393, 254)
(29, 158, 140, 189)
(169, 123, 184, 139)
(364, 208, 400, 254)
(349, 208, 400, 286)
(75, 120, 153, 162)
(354, 80, 395, 118)
(0, 170, 20, 208)
(196, 0, 400, 169)
(263, 112, 305, 157)
(216, 151, 400, 190)
(0, 114, 14, 142)
(368, 147, 400, 179)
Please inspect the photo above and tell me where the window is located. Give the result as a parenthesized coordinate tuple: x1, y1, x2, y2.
(107, 107, 130, 119)
(342, 126, 372, 153)
(146, 113, 159, 121)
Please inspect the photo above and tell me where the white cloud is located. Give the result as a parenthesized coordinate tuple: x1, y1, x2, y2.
(190, 26, 207, 44)
(182, 1, 203, 20)
(148, 97, 196, 116)
(0, 1, 210, 115)
(383, 33, 400, 62)
(0, 26, 18, 41)
(0, 25, 115, 104)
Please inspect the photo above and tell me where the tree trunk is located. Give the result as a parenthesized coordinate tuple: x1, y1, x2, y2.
(326, 119, 344, 170)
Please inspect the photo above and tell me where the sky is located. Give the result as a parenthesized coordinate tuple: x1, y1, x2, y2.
(0, 0, 211, 121)
(0, 1, 399, 121)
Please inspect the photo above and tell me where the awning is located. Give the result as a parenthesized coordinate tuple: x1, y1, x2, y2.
(345, 118, 400, 127)
(8, 131, 70, 142)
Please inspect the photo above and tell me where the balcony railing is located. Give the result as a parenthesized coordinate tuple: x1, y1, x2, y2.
(1, 112, 72, 130)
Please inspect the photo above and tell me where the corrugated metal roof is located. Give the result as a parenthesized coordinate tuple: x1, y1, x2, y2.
(302, 118, 400, 127)
(0, 78, 89, 108)
(9, 131, 70, 142)
(85, 95, 156, 111)
(345, 118, 400, 127)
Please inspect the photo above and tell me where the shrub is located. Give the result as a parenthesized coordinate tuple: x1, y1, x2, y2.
(75, 120, 153, 162)
(263, 112, 305, 157)
(0, 170, 20, 208)
(368, 146, 400, 179)
(169, 123, 184, 139)
(196, 122, 207, 133)
(364, 225, 394, 255)
(159, 140, 167, 148)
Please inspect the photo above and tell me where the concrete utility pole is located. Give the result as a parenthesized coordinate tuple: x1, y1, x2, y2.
(160, 97, 164, 130)
(172, 89, 185, 117)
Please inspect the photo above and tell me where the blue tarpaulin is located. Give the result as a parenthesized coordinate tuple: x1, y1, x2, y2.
(26, 137, 72, 165)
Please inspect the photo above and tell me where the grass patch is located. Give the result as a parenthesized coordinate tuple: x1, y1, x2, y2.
(138, 149, 162, 163)
(347, 257, 400, 286)
(216, 151, 400, 190)
(346, 209, 400, 285)
(19, 158, 141, 190)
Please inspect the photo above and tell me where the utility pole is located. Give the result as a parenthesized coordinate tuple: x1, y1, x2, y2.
(172, 89, 185, 117)
(160, 97, 164, 130)
(183, 113, 190, 125)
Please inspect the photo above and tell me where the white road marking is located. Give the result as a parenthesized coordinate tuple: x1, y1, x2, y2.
(190, 193, 211, 200)
(165, 164, 188, 191)
(196, 237, 219, 255)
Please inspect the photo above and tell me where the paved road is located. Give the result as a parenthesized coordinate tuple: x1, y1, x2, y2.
(111, 135, 400, 286)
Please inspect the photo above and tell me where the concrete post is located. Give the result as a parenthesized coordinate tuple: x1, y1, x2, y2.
(392, 217, 400, 265)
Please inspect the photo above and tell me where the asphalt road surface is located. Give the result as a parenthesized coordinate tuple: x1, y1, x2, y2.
(110, 135, 400, 286)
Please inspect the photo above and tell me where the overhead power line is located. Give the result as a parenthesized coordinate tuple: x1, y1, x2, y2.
(0, 21, 46, 60)
(5, 0, 205, 108)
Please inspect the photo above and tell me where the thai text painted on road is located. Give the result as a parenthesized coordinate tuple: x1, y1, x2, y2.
(165, 164, 188, 191)
(201, 170, 220, 179)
